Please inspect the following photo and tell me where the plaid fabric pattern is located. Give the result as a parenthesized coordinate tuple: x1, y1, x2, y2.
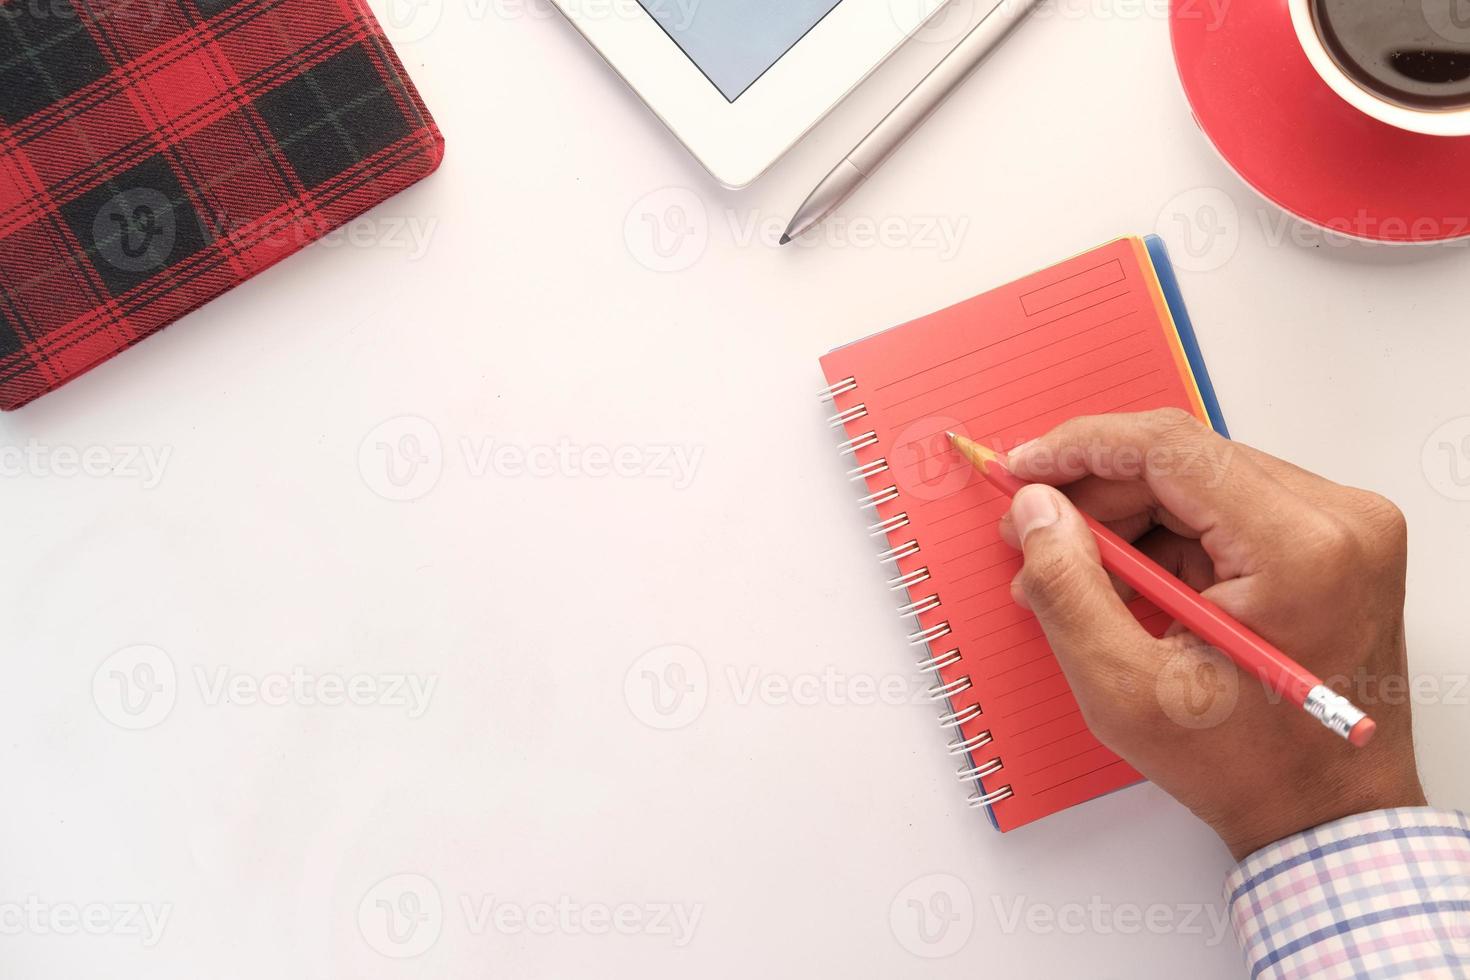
(1226, 808, 1470, 979)
(0, 0, 443, 409)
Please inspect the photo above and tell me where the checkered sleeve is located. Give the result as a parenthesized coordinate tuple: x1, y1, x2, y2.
(1224, 807, 1470, 979)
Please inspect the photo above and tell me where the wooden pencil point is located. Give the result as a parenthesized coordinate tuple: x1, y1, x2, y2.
(949, 433, 1000, 472)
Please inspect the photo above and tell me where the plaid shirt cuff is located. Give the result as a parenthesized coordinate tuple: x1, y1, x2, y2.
(1224, 807, 1470, 979)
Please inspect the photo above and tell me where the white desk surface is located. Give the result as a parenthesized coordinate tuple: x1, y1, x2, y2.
(6, 1, 1469, 976)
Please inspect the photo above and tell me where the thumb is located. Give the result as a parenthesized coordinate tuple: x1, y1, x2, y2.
(1010, 485, 1157, 697)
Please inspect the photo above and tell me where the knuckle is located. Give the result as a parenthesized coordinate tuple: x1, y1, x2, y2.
(1143, 409, 1220, 480)
(1021, 547, 1086, 605)
(1146, 408, 1207, 450)
(1355, 491, 1409, 552)
(1081, 705, 1130, 749)
(1147, 406, 1200, 435)
(1079, 656, 1164, 747)
(1306, 511, 1359, 565)
(1044, 416, 1088, 441)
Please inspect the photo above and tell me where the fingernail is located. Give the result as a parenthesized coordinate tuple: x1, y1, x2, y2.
(997, 511, 1025, 552)
(1010, 485, 1059, 544)
(1009, 574, 1031, 611)
(1007, 439, 1038, 472)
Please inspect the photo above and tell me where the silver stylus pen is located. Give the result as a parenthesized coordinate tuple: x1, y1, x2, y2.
(780, 0, 1041, 245)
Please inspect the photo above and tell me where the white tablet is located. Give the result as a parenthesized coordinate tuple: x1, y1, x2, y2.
(550, 0, 947, 187)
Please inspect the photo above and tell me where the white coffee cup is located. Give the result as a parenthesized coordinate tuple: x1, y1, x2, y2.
(1288, 0, 1470, 136)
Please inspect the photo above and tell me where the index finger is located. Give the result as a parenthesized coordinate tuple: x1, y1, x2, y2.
(1004, 409, 1319, 567)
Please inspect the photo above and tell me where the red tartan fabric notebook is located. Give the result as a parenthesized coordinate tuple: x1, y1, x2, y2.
(0, 0, 444, 409)
(819, 237, 1222, 833)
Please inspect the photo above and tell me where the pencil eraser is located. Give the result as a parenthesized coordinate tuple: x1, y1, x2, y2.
(1348, 717, 1377, 748)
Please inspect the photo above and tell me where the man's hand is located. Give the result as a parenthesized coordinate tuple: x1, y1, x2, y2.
(999, 409, 1426, 859)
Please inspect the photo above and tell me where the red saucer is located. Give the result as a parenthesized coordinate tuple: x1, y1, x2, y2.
(1171, 0, 1470, 242)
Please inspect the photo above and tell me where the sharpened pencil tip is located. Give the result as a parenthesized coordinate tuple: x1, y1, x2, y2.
(949, 433, 1002, 472)
(779, 233, 792, 246)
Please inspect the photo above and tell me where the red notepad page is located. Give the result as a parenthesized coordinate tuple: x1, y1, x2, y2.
(820, 238, 1209, 833)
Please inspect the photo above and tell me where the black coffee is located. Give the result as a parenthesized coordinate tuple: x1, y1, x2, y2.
(1312, 0, 1470, 110)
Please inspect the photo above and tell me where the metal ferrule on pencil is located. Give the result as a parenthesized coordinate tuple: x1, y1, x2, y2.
(1304, 685, 1370, 742)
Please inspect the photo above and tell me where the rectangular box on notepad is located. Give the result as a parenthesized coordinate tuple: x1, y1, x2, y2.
(819, 236, 1227, 834)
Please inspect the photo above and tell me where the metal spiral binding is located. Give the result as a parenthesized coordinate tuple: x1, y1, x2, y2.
(958, 758, 1004, 782)
(889, 567, 931, 591)
(916, 649, 962, 673)
(938, 703, 983, 729)
(818, 377, 859, 402)
(898, 595, 942, 618)
(858, 486, 901, 510)
(930, 676, 973, 699)
(968, 785, 1015, 808)
(908, 622, 952, 645)
(877, 540, 921, 564)
(824, 375, 1011, 813)
(828, 404, 869, 428)
(870, 513, 910, 537)
(948, 730, 994, 756)
(837, 431, 879, 456)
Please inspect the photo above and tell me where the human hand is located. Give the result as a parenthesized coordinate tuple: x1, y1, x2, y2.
(998, 409, 1426, 860)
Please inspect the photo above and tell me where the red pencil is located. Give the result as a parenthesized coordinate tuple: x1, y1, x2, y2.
(948, 433, 1377, 748)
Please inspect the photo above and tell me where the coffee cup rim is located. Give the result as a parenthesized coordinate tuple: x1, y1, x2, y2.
(1287, 0, 1470, 137)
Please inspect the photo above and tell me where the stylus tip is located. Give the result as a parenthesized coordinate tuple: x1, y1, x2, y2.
(779, 233, 792, 246)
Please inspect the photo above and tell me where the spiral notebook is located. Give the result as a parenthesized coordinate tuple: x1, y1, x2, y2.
(819, 236, 1227, 833)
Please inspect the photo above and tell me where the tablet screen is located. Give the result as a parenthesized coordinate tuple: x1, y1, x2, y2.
(636, 0, 845, 102)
